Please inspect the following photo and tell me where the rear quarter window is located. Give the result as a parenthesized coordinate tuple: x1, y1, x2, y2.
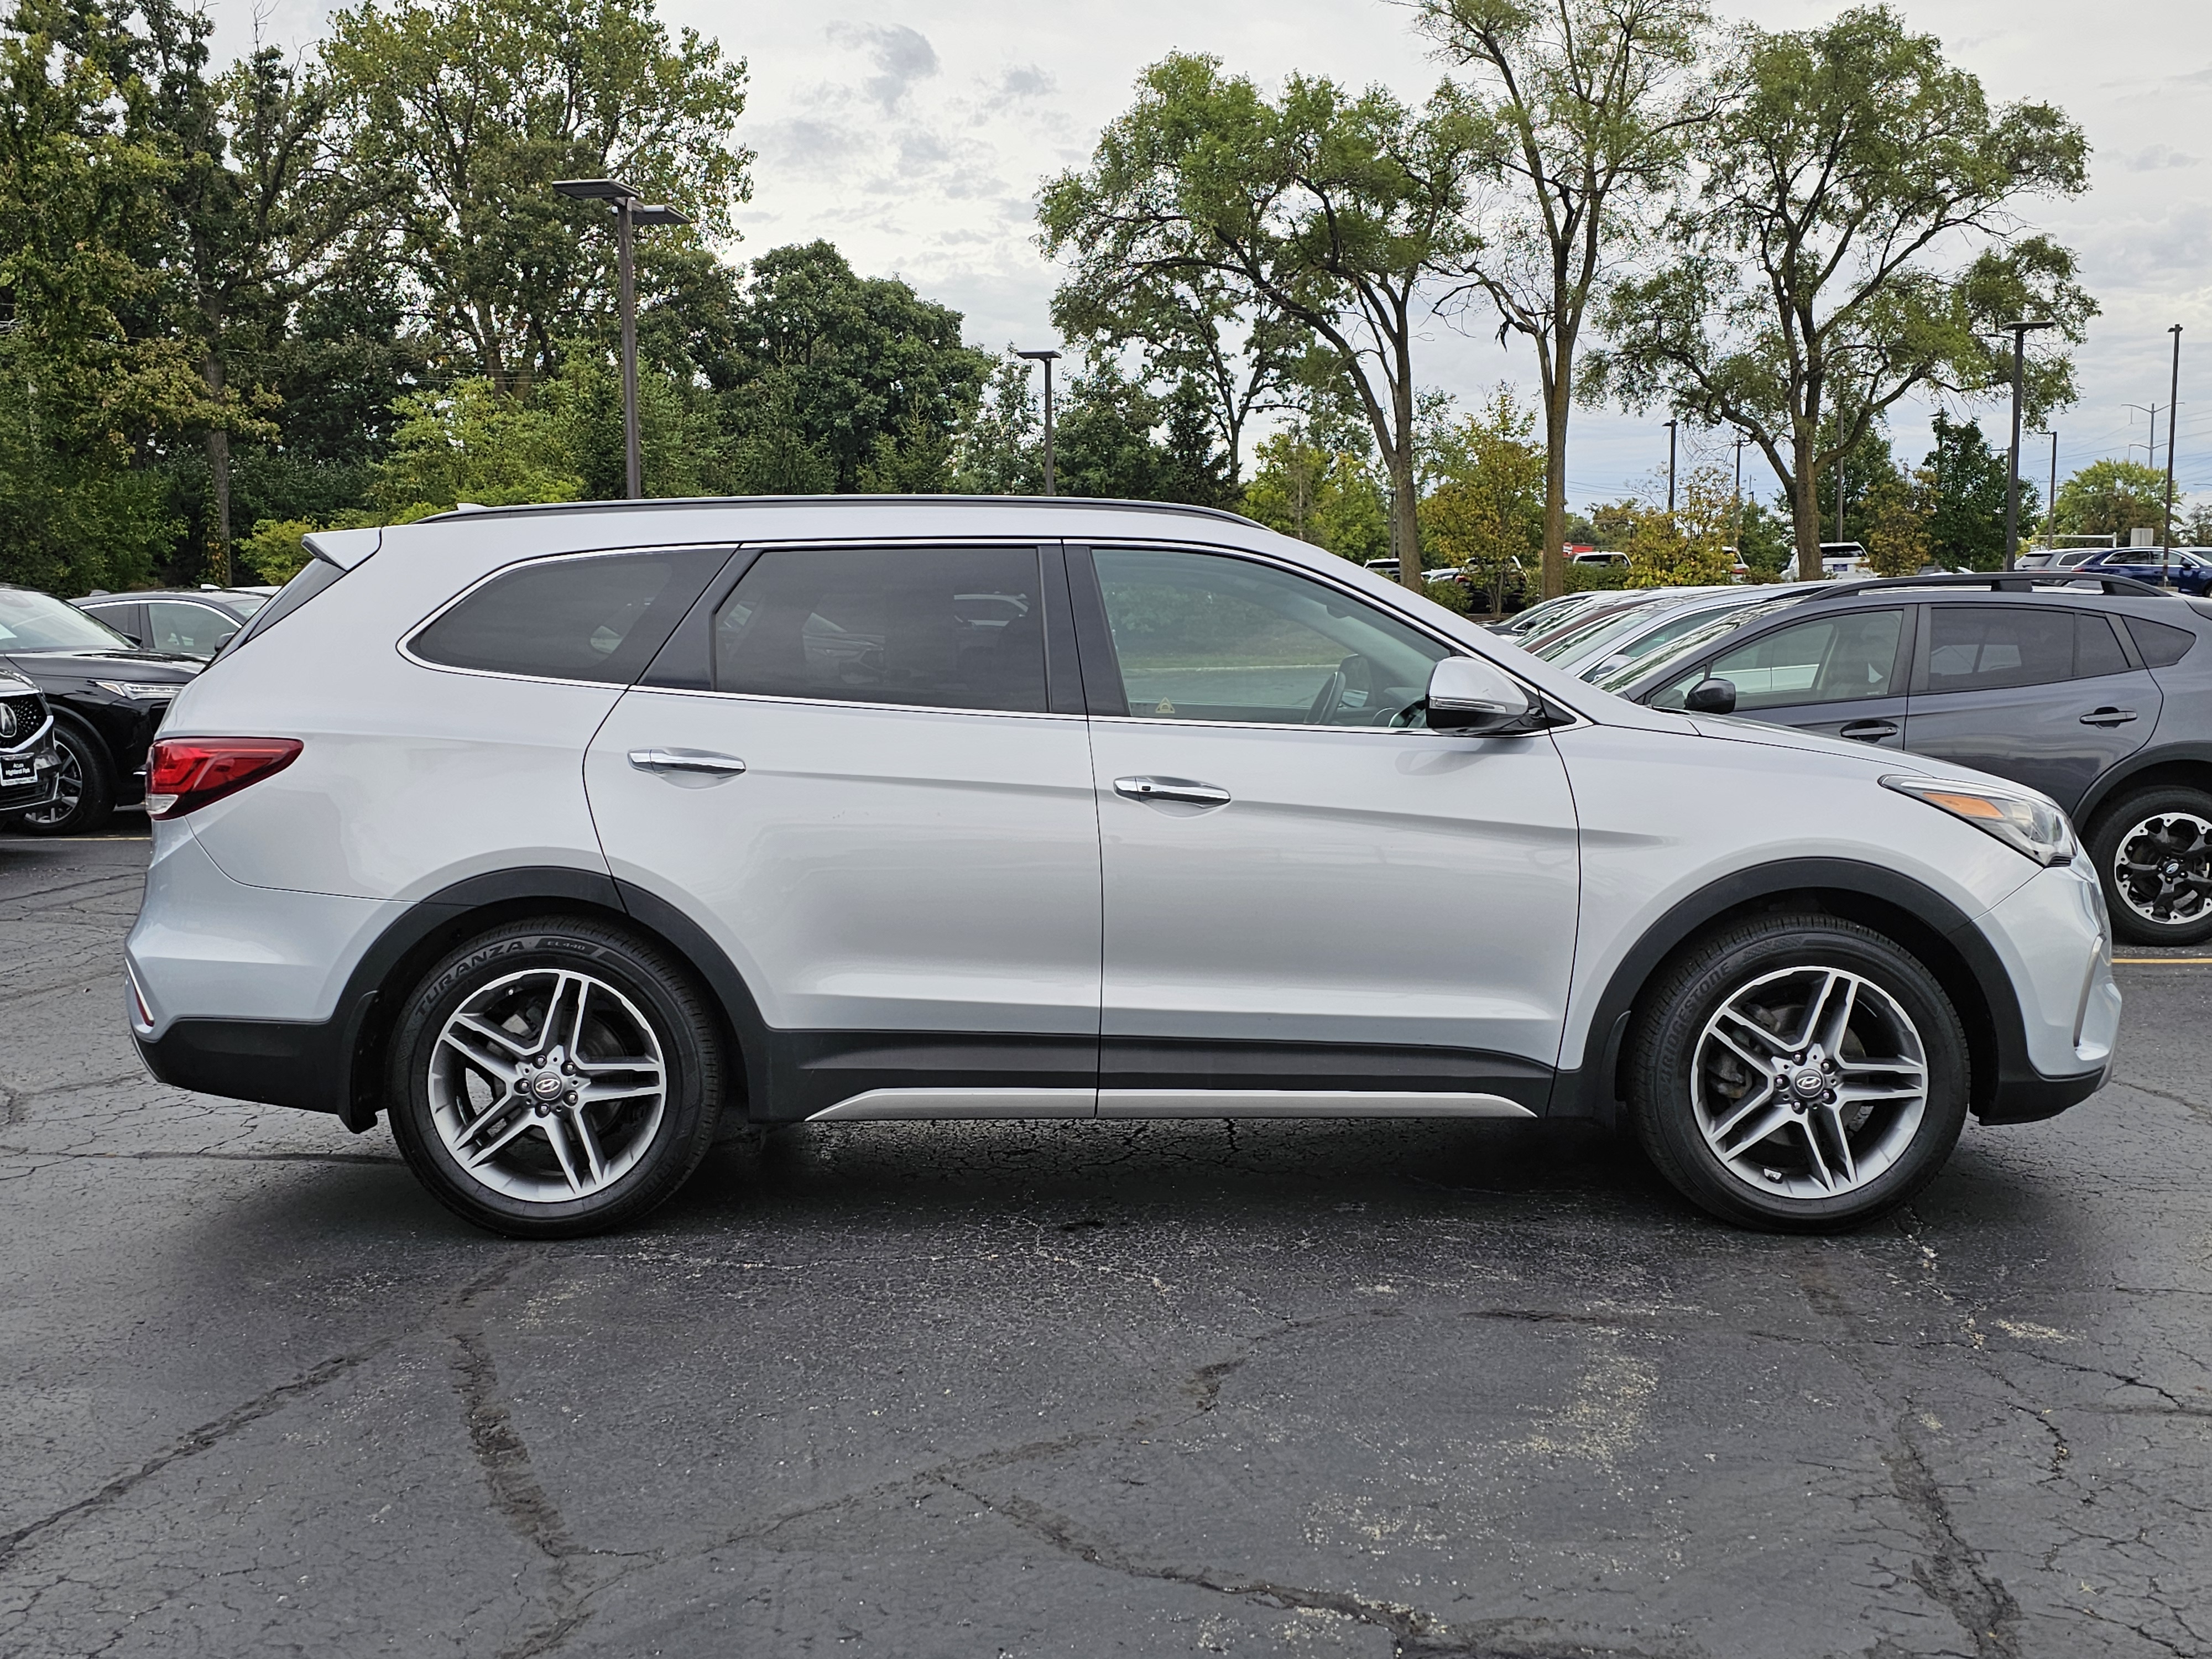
(2126, 615, 2198, 669)
(410, 549, 730, 685)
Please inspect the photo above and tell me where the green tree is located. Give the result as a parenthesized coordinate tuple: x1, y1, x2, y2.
(321, 0, 752, 393)
(1588, 6, 2094, 580)
(1863, 466, 1932, 576)
(1039, 52, 1485, 588)
(1240, 429, 1391, 562)
(1735, 497, 1791, 578)
(1620, 462, 1735, 586)
(2052, 459, 2168, 542)
(718, 241, 989, 494)
(1417, 384, 1545, 610)
(1921, 413, 2010, 570)
(1412, 0, 1712, 601)
(368, 377, 582, 518)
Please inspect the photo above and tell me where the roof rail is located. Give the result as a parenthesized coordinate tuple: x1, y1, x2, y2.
(1792, 571, 2173, 602)
(413, 493, 1267, 530)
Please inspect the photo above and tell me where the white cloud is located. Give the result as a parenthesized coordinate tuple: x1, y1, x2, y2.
(2122, 144, 2200, 171)
(825, 21, 941, 112)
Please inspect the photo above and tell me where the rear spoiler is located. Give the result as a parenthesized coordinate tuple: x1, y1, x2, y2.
(300, 527, 382, 571)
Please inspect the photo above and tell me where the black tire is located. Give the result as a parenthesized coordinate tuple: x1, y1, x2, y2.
(2087, 786, 2212, 948)
(1626, 912, 1970, 1232)
(386, 917, 726, 1239)
(9, 722, 114, 836)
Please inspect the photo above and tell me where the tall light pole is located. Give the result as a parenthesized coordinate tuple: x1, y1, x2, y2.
(2002, 319, 2057, 568)
(1016, 349, 1061, 495)
(1731, 433, 1747, 552)
(2163, 324, 2182, 583)
(554, 179, 691, 499)
(2030, 430, 2057, 553)
(1664, 418, 1678, 519)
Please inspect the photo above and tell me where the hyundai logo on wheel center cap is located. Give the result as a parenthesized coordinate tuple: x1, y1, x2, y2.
(1791, 1067, 1826, 1098)
(531, 1072, 565, 1100)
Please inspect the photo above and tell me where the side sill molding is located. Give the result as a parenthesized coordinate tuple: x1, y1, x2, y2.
(809, 1087, 1096, 1121)
(1099, 1090, 1534, 1119)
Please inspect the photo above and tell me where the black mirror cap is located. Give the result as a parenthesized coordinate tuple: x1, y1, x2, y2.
(1684, 677, 1737, 715)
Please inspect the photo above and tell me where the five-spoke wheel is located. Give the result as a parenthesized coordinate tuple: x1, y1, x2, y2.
(1629, 912, 1969, 1230)
(388, 919, 725, 1237)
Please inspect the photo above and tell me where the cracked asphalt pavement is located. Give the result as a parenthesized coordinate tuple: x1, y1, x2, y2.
(4, 830, 2209, 1659)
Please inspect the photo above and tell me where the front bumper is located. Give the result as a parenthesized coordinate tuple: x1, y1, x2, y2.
(0, 722, 61, 813)
(1971, 859, 2121, 1124)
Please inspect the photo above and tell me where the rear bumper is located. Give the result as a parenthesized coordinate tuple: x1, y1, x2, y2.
(135, 1015, 352, 1117)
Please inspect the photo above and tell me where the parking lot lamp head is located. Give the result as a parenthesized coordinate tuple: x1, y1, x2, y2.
(552, 180, 692, 500)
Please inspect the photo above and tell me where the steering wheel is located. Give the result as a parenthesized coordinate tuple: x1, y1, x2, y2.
(1306, 668, 1347, 726)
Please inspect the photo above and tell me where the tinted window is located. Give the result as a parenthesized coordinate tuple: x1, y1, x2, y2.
(412, 549, 728, 684)
(1655, 609, 1903, 711)
(714, 546, 1047, 713)
(149, 601, 240, 658)
(1924, 607, 2078, 692)
(2075, 613, 2130, 679)
(2127, 615, 2198, 669)
(1091, 547, 1449, 726)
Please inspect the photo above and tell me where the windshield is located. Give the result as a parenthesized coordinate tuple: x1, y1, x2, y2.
(1589, 596, 1808, 693)
(1572, 593, 1775, 679)
(0, 588, 138, 653)
(229, 593, 270, 615)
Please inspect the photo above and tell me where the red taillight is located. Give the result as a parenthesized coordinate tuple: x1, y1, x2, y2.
(145, 738, 302, 820)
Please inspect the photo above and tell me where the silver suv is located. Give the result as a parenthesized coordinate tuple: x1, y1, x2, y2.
(127, 499, 2120, 1237)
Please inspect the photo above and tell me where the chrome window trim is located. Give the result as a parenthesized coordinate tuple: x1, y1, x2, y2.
(611, 683, 1086, 722)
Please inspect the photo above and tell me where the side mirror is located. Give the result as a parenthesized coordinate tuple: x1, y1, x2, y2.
(1684, 677, 1737, 715)
(1426, 655, 1536, 734)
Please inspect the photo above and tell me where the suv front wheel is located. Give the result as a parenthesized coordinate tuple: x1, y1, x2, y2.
(387, 917, 726, 1238)
(1627, 914, 1970, 1230)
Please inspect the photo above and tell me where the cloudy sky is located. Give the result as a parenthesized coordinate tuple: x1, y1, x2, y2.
(213, 0, 2212, 508)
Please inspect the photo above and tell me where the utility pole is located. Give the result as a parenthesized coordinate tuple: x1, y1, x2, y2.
(1665, 419, 1678, 519)
(553, 180, 690, 499)
(1016, 349, 1061, 495)
(2004, 319, 2057, 568)
(2033, 430, 2057, 552)
(2125, 402, 2163, 469)
(2164, 325, 2183, 583)
(1835, 463, 1846, 547)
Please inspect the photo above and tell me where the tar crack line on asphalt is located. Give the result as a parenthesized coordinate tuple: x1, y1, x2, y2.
(0, 1253, 529, 1574)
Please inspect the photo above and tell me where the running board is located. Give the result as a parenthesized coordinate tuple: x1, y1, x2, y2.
(807, 1087, 1535, 1122)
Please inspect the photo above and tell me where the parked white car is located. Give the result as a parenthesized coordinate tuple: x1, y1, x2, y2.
(128, 498, 2119, 1237)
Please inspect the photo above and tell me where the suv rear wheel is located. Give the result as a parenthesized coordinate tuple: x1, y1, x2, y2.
(387, 917, 726, 1238)
(2089, 786, 2212, 947)
(1627, 914, 1969, 1231)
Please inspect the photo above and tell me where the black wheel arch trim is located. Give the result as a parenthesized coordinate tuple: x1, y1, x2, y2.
(2072, 741, 2212, 830)
(1551, 856, 2071, 1127)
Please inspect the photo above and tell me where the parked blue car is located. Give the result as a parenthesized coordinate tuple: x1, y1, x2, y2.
(2076, 547, 2212, 596)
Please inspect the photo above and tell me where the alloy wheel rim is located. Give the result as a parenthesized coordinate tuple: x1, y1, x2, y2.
(2112, 812, 2212, 928)
(1691, 966, 1928, 1202)
(20, 743, 81, 828)
(428, 967, 667, 1203)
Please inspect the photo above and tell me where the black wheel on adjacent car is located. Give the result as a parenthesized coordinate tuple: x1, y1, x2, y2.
(7, 721, 114, 836)
(386, 917, 727, 1239)
(2088, 786, 2212, 948)
(1626, 912, 1970, 1232)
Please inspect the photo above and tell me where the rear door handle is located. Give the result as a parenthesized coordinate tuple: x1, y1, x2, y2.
(2079, 708, 2137, 727)
(629, 748, 747, 776)
(1114, 775, 1232, 807)
(1838, 719, 1898, 742)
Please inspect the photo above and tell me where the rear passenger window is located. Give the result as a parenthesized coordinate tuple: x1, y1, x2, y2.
(1924, 607, 2074, 692)
(410, 549, 729, 684)
(714, 546, 1047, 713)
(2075, 613, 2131, 679)
(2126, 615, 2198, 669)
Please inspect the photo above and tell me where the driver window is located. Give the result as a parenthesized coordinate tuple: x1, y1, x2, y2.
(1652, 609, 1903, 712)
(1091, 547, 1449, 727)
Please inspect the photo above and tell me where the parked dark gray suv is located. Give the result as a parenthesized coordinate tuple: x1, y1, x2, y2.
(1606, 574, 2212, 946)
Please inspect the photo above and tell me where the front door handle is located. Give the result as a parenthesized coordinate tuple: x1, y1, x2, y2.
(1114, 775, 1231, 807)
(629, 748, 747, 776)
(2080, 707, 2137, 727)
(1838, 719, 1898, 742)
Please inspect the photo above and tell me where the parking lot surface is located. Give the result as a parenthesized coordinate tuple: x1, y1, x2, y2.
(3, 829, 2208, 1659)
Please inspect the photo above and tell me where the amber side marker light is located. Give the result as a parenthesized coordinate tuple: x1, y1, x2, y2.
(145, 738, 302, 820)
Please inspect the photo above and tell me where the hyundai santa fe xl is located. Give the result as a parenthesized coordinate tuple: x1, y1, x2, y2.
(126, 498, 2121, 1237)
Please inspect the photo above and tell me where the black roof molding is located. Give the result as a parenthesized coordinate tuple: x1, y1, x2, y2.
(1797, 572, 2173, 602)
(416, 494, 1266, 531)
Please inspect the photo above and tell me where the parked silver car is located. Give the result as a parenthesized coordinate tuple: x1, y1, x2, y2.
(127, 498, 2119, 1237)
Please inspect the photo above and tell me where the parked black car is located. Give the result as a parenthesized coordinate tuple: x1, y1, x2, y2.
(0, 669, 63, 820)
(1609, 573, 2212, 945)
(75, 586, 272, 660)
(0, 586, 200, 834)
